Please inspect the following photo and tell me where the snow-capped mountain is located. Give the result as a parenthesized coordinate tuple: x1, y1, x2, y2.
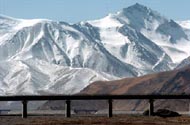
(0, 3, 190, 95)
(0, 15, 139, 77)
(117, 3, 190, 63)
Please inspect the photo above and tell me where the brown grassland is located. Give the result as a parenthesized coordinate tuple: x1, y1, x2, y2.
(1, 115, 190, 125)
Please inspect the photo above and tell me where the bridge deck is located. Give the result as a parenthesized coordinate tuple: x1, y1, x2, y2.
(0, 94, 189, 118)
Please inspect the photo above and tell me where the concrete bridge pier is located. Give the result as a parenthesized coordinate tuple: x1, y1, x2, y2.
(108, 99, 113, 118)
(22, 100, 28, 118)
(65, 100, 71, 118)
(149, 99, 154, 116)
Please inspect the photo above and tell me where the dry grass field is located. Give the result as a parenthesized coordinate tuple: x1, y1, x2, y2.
(1, 115, 190, 125)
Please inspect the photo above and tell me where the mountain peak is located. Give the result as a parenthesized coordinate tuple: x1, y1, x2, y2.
(132, 3, 148, 9)
(122, 3, 150, 13)
(119, 3, 161, 22)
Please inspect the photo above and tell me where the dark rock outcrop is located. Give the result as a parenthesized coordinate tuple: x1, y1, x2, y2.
(155, 109, 181, 117)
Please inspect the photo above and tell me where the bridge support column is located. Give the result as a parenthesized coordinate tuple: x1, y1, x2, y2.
(65, 100, 71, 118)
(22, 100, 28, 118)
(108, 99, 113, 118)
(149, 99, 154, 116)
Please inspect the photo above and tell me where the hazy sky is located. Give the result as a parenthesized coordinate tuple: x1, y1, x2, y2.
(0, 0, 189, 23)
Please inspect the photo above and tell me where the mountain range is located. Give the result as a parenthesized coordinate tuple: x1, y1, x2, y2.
(0, 3, 190, 95)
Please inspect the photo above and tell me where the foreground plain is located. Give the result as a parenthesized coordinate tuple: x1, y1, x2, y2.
(1, 115, 190, 125)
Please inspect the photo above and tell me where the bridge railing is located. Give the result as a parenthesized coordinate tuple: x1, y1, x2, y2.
(0, 94, 189, 118)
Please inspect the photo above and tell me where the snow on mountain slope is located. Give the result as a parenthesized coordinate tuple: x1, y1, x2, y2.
(108, 3, 190, 63)
(177, 20, 190, 29)
(177, 20, 190, 41)
(88, 5, 173, 72)
(0, 14, 138, 95)
(0, 3, 190, 95)
(0, 15, 47, 44)
(176, 56, 190, 69)
(0, 59, 117, 95)
(0, 18, 139, 78)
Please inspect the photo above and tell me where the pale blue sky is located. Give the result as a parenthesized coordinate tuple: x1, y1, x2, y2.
(0, 0, 189, 23)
